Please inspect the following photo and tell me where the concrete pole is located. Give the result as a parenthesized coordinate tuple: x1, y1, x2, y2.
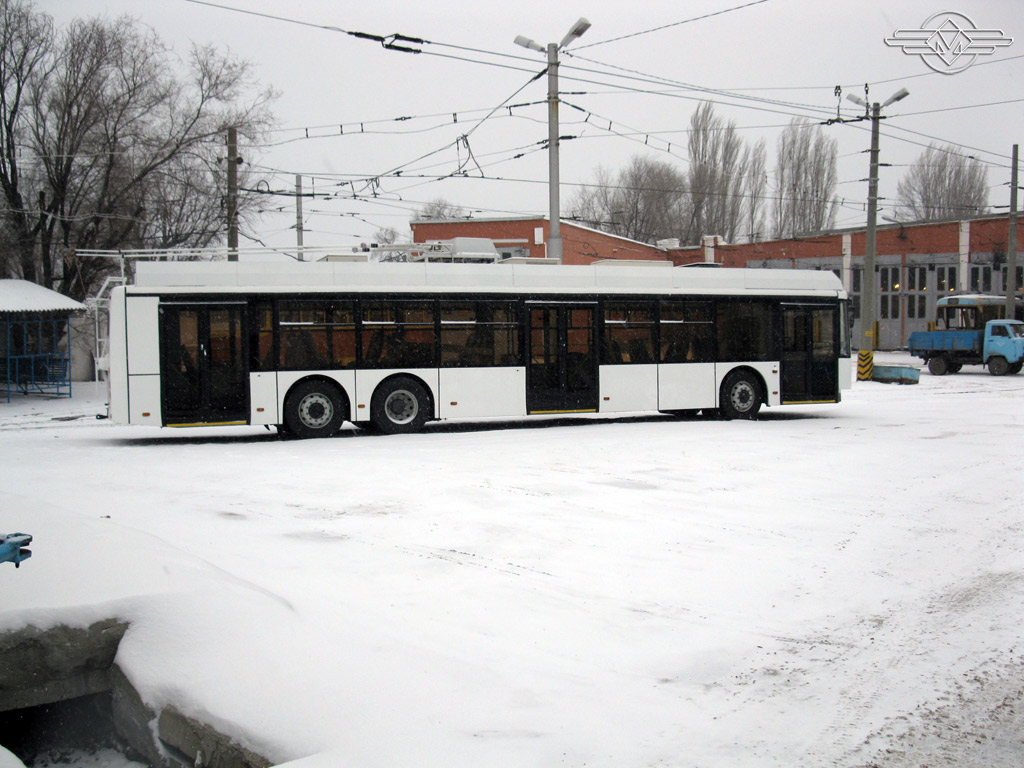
(857, 102, 881, 379)
(295, 174, 305, 262)
(226, 126, 239, 262)
(546, 43, 562, 264)
(1006, 144, 1018, 316)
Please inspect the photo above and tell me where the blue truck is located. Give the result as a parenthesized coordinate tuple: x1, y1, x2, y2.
(908, 295, 1024, 376)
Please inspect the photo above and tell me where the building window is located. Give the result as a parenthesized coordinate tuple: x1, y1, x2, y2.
(1000, 265, 1023, 292)
(970, 266, 992, 293)
(937, 266, 956, 293)
(906, 266, 926, 292)
(907, 295, 926, 319)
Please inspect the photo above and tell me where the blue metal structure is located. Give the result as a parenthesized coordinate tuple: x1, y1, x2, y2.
(0, 533, 32, 567)
(1, 314, 74, 402)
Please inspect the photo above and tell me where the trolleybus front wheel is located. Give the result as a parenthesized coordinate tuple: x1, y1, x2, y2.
(719, 370, 762, 420)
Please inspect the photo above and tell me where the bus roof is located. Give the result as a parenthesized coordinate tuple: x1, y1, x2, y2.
(937, 294, 1023, 308)
(131, 261, 846, 298)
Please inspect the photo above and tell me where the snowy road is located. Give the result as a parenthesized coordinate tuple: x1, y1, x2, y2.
(2, 355, 1023, 767)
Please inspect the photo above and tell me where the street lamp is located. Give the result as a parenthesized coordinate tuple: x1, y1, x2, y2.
(846, 87, 908, 377)
(515, 18, 591, 264)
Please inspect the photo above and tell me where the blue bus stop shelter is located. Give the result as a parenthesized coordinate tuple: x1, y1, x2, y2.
(1, 280, 87, 402)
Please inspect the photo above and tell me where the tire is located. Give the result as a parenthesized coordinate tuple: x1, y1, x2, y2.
(988, 356, 1010, 376)
(283, 380, 346, 439)
(371, 377, 431, 434)
(927, 356, 949, 376)
(949, 363, 963, 374)
(719, 370, 762, 420)
(1009, 362, 1023, 375)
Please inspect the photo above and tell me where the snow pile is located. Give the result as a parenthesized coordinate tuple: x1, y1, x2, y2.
(1, 360, 1023, 767)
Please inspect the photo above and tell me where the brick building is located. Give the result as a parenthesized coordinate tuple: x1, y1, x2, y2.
(412, 214, 1022, 349)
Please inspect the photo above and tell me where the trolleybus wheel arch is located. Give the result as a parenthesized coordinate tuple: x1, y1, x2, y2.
(371, 376, 432, 434)
(283, 379, 347, 439)
(719, 369, 763, 420)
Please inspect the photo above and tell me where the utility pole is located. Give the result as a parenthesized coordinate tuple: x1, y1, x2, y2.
(847, 87, 908, 378)
(861, 101, 882, 371)
(1006, 144, 1018, 316)
(226, 126, 239, 262)
(515, 18, 591, 264)
(295, 174, 305, 262)
(546, 42, 562, 264)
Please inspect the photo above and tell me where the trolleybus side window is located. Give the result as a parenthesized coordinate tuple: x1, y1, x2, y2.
(250, 300, 275, 371)
(717, 300, 774, 361)
(440, 300, 519, 367)
(601, 302, 655, 364)
(279, 300, 356, 370)
(361, 300, 436, 369)
(659, 301, 714, 363)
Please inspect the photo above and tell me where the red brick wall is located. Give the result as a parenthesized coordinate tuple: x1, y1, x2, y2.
(413, 216, 1014, 268)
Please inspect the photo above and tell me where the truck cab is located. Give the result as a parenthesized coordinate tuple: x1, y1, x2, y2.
(984, 320, 1024, 375)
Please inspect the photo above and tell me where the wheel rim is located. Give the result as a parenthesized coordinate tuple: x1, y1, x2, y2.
(729, 381, 756, 413)
(297, 392, 333, 429)
(384, 389, 418, 425)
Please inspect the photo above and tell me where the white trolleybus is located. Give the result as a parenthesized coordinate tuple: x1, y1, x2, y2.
(106, 261, 851, 438)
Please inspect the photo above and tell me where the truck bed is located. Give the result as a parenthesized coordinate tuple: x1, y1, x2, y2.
(907, 329, 982, 355)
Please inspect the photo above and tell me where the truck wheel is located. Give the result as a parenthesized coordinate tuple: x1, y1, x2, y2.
(988, 356, 1010, 376)
(949, 363, 962, 373)
(1009, 362, 1023, 375)
(927, 356, 949, 376)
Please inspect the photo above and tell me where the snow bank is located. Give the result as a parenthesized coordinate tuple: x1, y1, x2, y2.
(2, 359, 1023, 766)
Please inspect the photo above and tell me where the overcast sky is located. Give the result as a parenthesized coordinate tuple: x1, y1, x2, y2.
(45, 0, 1023, 253)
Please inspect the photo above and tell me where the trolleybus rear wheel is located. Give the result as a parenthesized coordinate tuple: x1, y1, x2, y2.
(371, 377, 431, 434)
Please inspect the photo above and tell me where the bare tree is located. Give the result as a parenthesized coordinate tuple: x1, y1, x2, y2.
(741, 138, 768, 243)
(896, 143, 988, 221)
(0, 0, 52, 283)
(414, 197, 466, 221)
(374, 226, 401, 245)
(684, 103, 748, 245)
(0, 1, 274, 300)
(568, 156, 685, 244)
(772, 117, 838, 239)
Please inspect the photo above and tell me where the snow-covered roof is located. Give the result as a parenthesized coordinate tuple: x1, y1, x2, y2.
(0, 279, 87, 315)
(132, 261, 847, 298)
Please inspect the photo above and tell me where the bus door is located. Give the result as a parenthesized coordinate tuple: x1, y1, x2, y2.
(526, 303, 598, 414)
(159, 303, 249, 425)
(780, 303, 839, 404)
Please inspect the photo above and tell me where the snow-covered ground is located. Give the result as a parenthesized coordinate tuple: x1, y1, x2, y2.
(2, 353, 1023, 767)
